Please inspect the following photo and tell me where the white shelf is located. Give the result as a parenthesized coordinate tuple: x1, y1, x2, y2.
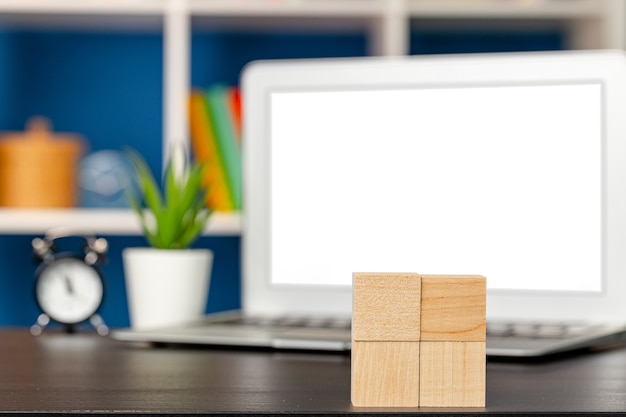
(189, 0, 384, 17)
(0, 209, 241, 236)
(406, 0, 604, 19)
(0, 0, 605, 19)
(0, 0, 166, 15)
(0, 1, 610, 34)
(0, 0, 165, 32)
(189, 0, 384, 34)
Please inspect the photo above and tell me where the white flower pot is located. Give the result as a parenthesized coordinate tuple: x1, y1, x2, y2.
(122, 247, 213, 330)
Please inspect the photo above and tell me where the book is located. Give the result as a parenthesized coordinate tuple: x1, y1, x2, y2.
(227, 87, 242, 145)
(205, 85, 242, 210)
(188, 90, 235, 212)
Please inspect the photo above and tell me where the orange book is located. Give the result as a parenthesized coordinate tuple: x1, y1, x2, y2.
(188, 90, 235, 212)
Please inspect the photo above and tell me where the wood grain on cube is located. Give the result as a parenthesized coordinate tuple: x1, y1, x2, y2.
(351, 341, 421, 407)
(352, 272, 421, 341)
(420, 275, 486, 342)
(419, 341, 486, 407)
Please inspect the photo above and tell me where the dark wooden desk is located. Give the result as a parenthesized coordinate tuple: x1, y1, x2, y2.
(1, 330, 625, 415)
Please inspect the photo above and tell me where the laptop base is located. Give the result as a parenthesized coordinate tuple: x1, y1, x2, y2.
(110, 313, 626, 358)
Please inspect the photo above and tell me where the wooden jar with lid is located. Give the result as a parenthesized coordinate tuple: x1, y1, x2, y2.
(0, 117, 84, 208)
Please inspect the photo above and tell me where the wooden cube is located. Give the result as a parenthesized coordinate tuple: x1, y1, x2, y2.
(420, 275, 486, 342)
(351, 341, 421, 407)
(352, 272, 421, 342)
(419, 341, 486, 407)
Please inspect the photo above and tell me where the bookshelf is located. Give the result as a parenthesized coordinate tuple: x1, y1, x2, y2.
(0, 0, 623, 236)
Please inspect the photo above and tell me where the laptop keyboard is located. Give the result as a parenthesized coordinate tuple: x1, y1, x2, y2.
(235, 316, 352, 330)
(232, 316, 599, 341)
(487, 322, 593, 340)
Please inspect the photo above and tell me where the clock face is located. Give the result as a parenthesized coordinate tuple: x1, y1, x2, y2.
(35, 257, 104, 324)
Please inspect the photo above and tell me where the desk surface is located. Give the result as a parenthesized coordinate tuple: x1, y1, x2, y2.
(0, 330, 625, 415)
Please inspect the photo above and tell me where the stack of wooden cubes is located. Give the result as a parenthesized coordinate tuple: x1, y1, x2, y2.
(351, 272, 486, 408)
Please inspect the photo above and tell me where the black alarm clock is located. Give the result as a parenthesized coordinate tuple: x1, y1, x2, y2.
(30, 229, 109, 336)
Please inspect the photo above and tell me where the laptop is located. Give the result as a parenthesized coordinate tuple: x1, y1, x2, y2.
(112, 50, 626, 357)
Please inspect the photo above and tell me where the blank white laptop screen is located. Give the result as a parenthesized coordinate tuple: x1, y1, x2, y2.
(242, 51, 626, 323)
(270, 84, 602, 292)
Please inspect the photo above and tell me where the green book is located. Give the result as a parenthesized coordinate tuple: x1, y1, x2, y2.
(205, 85, 242, 210)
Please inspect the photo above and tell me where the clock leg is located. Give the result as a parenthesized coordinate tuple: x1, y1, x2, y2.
(90, 314, 109, 336)
(63, 324, 77, 334)
(30, 313, 51, 336)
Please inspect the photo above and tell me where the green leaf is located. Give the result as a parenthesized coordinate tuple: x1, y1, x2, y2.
(177, 210, 211, 249)
(126, 149, 164, 213)
(179, 167, 205, 214)
(164, 160, 181, 219)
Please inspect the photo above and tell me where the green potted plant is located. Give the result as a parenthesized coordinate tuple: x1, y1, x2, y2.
(122, 144, 214, 330)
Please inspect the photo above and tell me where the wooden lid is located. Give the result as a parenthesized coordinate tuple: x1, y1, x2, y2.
(0, 117, 84, 154)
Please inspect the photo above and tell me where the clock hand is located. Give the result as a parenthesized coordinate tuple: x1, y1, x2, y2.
(64, 275, 74, 295)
